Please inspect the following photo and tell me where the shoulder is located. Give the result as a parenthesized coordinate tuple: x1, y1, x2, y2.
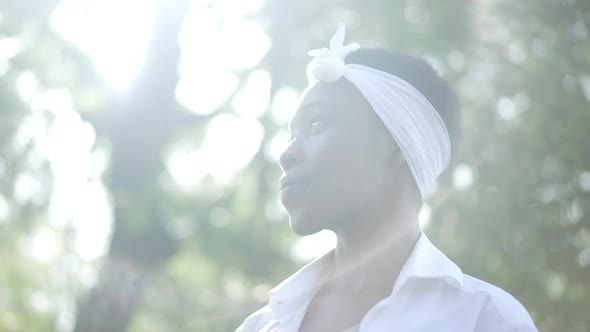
(235, 305, 273, 332)
(461, 274, 537, 331)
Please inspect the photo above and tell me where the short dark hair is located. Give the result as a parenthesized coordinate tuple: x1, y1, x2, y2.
(345, 48, 462, 160)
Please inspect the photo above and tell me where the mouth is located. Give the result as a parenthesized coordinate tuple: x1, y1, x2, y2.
(280, 175, 311, 205)
(280, 175, 310, 190)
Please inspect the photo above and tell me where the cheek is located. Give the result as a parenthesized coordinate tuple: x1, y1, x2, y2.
(312, 133, 380, 201)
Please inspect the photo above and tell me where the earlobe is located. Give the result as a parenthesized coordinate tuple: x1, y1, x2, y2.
(391, 148, 406, 167)
(379, 144, 404, 171)
(376, 132, 404, 170)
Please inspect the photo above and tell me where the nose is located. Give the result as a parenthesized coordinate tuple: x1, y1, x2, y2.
(279, 138, 304, 172)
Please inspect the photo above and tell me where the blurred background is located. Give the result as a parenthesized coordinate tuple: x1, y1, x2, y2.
(0, 0, 589, 331)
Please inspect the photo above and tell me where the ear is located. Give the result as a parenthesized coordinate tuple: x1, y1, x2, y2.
(374, 128, 405, 169)
(391, 145, 406, 167)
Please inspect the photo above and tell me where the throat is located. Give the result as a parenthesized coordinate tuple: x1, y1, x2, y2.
(328, 221, 421, 295)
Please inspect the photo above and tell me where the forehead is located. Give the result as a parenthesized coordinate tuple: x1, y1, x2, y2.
(292, 80, 372, 123)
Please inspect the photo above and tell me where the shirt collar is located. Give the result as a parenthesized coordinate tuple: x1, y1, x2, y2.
(267, 232, 463, 323)
(268, 248, 334, 323)
(390, 232, 464, 297)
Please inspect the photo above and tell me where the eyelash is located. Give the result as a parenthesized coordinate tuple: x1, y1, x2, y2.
(288, 117, 327, 142)
(308, 119, 324, 133)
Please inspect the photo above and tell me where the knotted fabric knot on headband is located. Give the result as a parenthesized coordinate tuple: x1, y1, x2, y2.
(306, 23, 360, 83)
(304, 23, 452, 200)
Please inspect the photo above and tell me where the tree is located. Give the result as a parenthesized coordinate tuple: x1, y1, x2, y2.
(1, 0, 588, 331)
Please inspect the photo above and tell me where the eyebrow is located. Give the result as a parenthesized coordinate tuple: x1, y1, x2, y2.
(298, 101, 333, 112)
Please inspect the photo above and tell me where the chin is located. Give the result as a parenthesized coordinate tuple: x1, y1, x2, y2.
(288, 213, 324, 236)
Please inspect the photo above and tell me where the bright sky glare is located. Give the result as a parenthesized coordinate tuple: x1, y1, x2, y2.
(50, 0, 157, 91)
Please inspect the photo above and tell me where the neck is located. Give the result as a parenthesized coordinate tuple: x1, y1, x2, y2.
(326, 200, 422, 294)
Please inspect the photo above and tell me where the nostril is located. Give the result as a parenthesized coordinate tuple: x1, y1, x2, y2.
(282, 153, 297, 170)
(279, 145, 303, 171)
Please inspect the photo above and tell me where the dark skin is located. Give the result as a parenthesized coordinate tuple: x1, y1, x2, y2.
(279, 79, 422, 332)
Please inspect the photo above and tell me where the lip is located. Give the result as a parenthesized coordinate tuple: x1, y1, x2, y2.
(280, 182, 309, 205)
(280, 175, 310, 190)
(280, 175, 310, 205)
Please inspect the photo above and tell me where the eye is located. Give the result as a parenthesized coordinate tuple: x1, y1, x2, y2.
(308, 119, 326, 135)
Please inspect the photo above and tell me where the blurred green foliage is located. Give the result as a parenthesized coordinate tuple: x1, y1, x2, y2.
(0, 0, 589, 331)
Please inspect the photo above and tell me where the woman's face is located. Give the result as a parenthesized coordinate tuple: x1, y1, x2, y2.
(279, 79, 399, 236)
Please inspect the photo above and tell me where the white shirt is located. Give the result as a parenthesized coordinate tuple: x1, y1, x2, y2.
(236, 232, 537, 332)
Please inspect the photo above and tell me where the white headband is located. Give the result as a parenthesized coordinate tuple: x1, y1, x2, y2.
(306, 23, 451, 199)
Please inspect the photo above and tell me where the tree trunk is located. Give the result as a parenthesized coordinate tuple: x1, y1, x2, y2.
(73, 1, 189, 331)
